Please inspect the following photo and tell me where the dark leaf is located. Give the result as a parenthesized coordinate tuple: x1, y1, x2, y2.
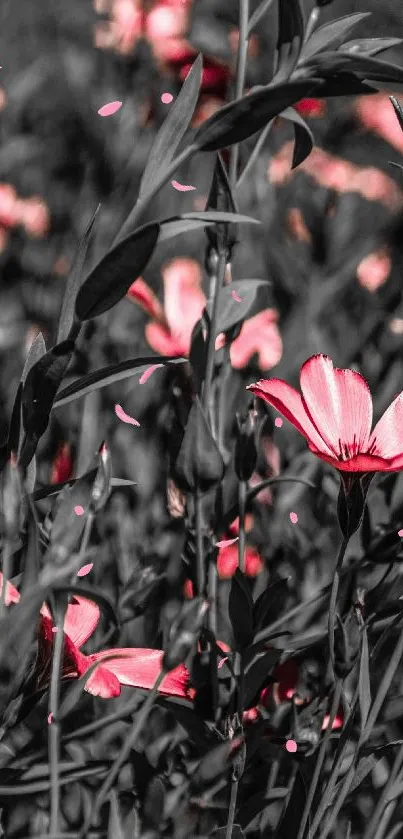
(277, 768, 307, 839)
(20, 340, 75, 469)
(253, 578, 290, 634)
(108, 790, 125, 839)
(57, 205, 100, 342)
(75, 223, 160, 320)
(189, 318, 207, 394)
(54, 356, 186, 408)
(332, 755, 377, 801)
(33, 476, 135, 501)
(300, 13, 371, 63)
(274, 0, 304, 83)
(359, 626, 371, 732)
(342, 38, 403, 57)
(0, 763, 108, 795)
(229, 570, 254, 650)
(193, 741, 237, 786)
(237, 789, 287, 830)
(212, 279, 271, 334)
(175, 397, 224, 492)
(280, 106, 314, 168)
(243, 649, 281, 707)
(158, 211, 260, 243)
(194, 79, 322, 152)
(49, 468, 97, 563)
(138, 55, 203, 202)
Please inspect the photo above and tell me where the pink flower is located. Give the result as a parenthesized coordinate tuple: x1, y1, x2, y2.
(248, 354, 403, 474)
(355, 93, 403, 154)
(294, 98, 326, 118)
(127, 259, 283, 371)
(1, 574, 191, 700)
(50, 442, 74, 485)
(217, 543, 264, 579)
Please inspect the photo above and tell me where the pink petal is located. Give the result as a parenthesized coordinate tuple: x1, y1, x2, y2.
(84, 662, 121, 698)
(161, 92, 174, 104)
(290, 512, 298, 524)
(63, 596, 100, 649)
(145, 321, 185, 356)
(247, 378, 334, 456)
(77, 563, 93, 578)
(285, 739, 297, 753)
(215, 537, 239, 548)
(98, 101, 122, 117)
(230, 310, 282, 371)
(231, 290, 243, 302)
(217, 544, 263, 579)
(114, 404, 140, 426)
(299, 355, 373, 460)
(47, 713, 53, 725)
(162, 258, 206, 348)
(275, 417, 283, 427)
(171, 180, 196, 192)
(139, 363, 164, 384)
(0, 572, 20, 606)
(74, 505, 84, 516)
(90, 649, 191, 698)
(369, 392, 403, 460)
(126, 278, 165, 322)
(398, 529, 403, 538)
(310, 449, 394, 473)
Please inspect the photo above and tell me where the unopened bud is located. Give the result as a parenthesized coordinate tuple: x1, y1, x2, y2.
(235, 405, 258, 481)
(90, 441, 112, 512)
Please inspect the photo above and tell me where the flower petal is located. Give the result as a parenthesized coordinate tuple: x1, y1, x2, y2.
(127, 277, 165, 322)
(162, 258, 206, 353)
(299, 355, 373, 459)
(63, 597, 100, 649)
(145, 321, 185, 356)
(247, 378, 334, 456)
(369, 392, 403, 460)
(90, 648, 191, 698)
(84, 662, 121, 698)
(230, 309, 283, 371)
(0, 572, 20, 606)
(309, 448, 394, 473)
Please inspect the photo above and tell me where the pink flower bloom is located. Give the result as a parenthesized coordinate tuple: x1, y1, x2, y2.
(248, 354, 403, 474)
(294, 98, 326, 118)
(50, 442, 74, 485)
(217, 543, 264, 579)
(127, 260, 282, 371)
(355, 93, 403, 154)
(1, 574, 191, 700)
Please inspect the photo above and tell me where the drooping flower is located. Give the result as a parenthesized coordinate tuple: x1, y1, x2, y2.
(248, 354, 403, 474)
(1, 574, 191, 700)
(127, 258, 282, 372)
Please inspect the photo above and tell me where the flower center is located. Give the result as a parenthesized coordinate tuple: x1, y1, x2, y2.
(337, 435, 378, 461)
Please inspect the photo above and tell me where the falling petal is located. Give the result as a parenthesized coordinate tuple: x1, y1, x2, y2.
(47, 713, 53, 725)
(77, 563, 94, 578)
(218, 656, 229, 670)
(139, 363, 164, 384)
(215, 537, 239, 548)
(275, 417, 283, 428)
(290, 512, 298, 524)
(171, 180, 196, 192)
(74, 505, 85, 516)
(114, 404, 140, 426)
(285, 739, 297, 753)
(231, 290, 243, 302)
(161, 92, 174, 104)
(52, 626, 59, 634)
(98, 101, 122, 117)
(399, 529, 403, 537)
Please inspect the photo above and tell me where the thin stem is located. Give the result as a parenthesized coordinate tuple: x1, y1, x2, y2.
(48, 510, 94, 837)
(195, 489, 205, 597)
(79, 671, 165, 838)
(328, 537, 348, 676)
(238, 480, 247, 574)
(202, 251, 227, 418)
(296, 679, 344, 839)
(363, 742, 403, 839)
(208, 559, 218, 637)
(229, 0, 250, 188)
(225, 776, 239, 839)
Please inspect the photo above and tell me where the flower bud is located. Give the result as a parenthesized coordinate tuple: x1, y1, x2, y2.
(90, 442, 112, 513)
(235, 405, 258, 481)
(163, 597, 209, 672)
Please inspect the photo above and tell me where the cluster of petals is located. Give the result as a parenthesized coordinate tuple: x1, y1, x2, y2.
(248, 354, 403, 474)
(127, 258, 283, 371)
(1, 573, 191, 700)
(0, 184, 49, 252)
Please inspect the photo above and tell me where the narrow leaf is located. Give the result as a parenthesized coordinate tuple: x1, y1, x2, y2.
(57, 204, 100, 340)
(300, 13, 371, 63)
(138, 55, 203, 202)
(280, 106, 314, 169)
(213, 279, 271, 333)
(359, 626, 371, 731)
(53, 357, 186, 408)
(274, 0, 304, 83)
(194, 79, 322, 152)
(229, 570, 254, 650)
(248, 0, 276, 34)
(342, 38, 403, 57)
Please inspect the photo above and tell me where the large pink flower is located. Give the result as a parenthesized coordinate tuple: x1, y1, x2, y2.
(248, 354, 403, 474)
(1, 574, 191, 700)
(127, 258, 282, 371)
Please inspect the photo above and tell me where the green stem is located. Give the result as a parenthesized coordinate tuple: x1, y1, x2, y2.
(328, 537, 348, 676)
(229, 0, 250, 189)
(238, 480, 247, 574)
(296, 679, 344, 839)
(79, 671, 165, 838)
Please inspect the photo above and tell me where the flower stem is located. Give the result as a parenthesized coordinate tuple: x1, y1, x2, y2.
(238, 480, 247, 574)
(328, 536, 348, 676)
(225, 774, 239, 839)
(229, 0, 250, 189)
(79, 671, 165, 837)
(296, 679, 344, 839)
(202, 251, 227, 419)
